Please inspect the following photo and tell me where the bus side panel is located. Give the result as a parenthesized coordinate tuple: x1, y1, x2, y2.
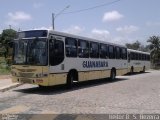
(116, 68, 128, 76)
(78, 70, 111, 81)
(48, 73, 67, 86)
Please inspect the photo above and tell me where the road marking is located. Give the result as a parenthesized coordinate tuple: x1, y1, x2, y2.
(0, 105, 30, 114)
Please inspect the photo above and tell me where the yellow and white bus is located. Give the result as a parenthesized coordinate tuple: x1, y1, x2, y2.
(11, 29, 129, 88)
(127, 49, 150, 73)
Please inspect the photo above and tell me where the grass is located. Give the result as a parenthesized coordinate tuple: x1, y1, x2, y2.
(0, 57, 11, 75)
(0, 68, 10, 75)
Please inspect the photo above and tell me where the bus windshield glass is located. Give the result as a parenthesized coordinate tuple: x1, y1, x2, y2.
(13, 38, 48, 66)
(18, 30, 48, 39)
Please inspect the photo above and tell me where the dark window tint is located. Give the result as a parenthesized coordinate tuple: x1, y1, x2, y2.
(18, 30, 47, 38)
(131, 52, 136, 60)
(142, 54, 145, 60)
(78, 40, 89, 58)
(138, 53, 141, 60)
(122, 48, 127, 60)
(109, 45, 115, 59)
(136, 53, 138, 60)
(100, 44, 108, 59)
(49, 40, 64, 66)
(140, 54, 142, 60)
(115, 47, 121, 59)
(90, 42, 99, 58)
(65, 38, 77, 57)
(147, 55, 150, 61)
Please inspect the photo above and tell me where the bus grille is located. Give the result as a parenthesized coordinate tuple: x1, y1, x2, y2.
(19, 73, 34, 77)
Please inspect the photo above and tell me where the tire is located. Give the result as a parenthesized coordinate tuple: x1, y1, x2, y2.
(130, 67, 134, 74)
(66, 73, 74, 89)
(142, 66, 145, 73)
(38, 85, 47, 89)
(110, 70, 116, 81)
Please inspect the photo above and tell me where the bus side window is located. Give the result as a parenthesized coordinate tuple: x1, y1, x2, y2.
(139, 54, 142, 60)
(100, 44, 108, 59)
(65, 37, 77, 57)
(115, 47, 121, 59)
(78, 40, 89, 58)
(109, 45, 115, 59)
(128, 53, 130, 62)
(148, 55, 150, 61)
(130, 52, 135, 60)
(136, 53, 139, 60)
(90, 42, 99, 58)
(144, 54, 147, 61)
(122, 48, 127, 60)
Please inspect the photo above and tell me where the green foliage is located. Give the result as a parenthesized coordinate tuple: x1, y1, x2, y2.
(0, 34, 1, 41)
(147, 36, 160, 65)
(125, 40, 149, 52)
(1, 29, 17, 45)
(0, 29, 17, 58)
(126, 40, 141, 50)
(0, 57, 10, 75)
(0, 29, 17, 72)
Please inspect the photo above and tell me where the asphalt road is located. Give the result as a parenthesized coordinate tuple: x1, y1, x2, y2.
(0, 70, 160, 115)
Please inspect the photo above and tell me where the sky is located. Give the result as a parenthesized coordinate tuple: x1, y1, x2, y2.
(0, 0, 160, 45)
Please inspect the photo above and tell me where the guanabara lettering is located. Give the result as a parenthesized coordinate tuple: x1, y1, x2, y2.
(83, 61, 108, 68)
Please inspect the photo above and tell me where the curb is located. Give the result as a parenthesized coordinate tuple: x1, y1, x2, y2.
(0, 83, 23, 92)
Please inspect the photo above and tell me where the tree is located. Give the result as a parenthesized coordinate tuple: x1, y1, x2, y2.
(0, 34, 1, 42)
(147, 36, 160, 65)
(125, 40, 150, 52)
(1, 29, 17, 45)
(125, 40, 141, 50)
(0, 29, 17, 58)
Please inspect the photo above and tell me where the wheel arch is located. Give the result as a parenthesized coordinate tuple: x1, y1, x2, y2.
(111, 67, 116, 76)
(67, 69, 78, 82)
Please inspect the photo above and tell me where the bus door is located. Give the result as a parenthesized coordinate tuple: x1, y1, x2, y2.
(49, 35, 65, 73)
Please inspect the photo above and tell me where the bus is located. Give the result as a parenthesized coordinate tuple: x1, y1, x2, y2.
(11, 29, 128, 88)
(127, 49, 150, 73)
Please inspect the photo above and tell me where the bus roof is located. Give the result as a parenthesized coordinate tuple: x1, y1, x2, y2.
(127, 49, 150, 55)
(48, 30, 126, 48)
(18, 29, 127, 48)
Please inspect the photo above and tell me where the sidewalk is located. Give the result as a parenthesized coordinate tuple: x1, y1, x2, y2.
(0, 75, 22, 92)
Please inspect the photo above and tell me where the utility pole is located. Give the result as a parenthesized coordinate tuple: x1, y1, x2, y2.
(52, 5, 70, 30)
(52, 13, 55, 30)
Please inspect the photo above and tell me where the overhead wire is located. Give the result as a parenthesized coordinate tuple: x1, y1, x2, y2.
(63, 0, 122, 14)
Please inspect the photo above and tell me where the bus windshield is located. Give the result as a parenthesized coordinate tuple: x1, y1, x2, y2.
(13, 38, 48, 66)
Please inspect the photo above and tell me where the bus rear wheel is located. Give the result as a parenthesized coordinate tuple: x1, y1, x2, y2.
(130, 67, 134, 74)
(66, 73, 74, 89)
(38, 85, 47, 89)
(142, 66, 145, 73)
(110, 69, 116, 81)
